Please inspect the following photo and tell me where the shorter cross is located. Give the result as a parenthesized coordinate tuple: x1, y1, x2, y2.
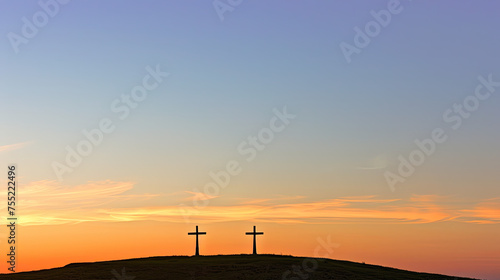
(188, 225, 206, 256)
(246, 225, 264, 255)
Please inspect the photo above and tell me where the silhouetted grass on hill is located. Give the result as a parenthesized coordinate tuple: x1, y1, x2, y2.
(0, 255, 479, 280)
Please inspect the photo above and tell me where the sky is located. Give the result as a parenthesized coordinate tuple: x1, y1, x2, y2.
(1, 0, 500, 279)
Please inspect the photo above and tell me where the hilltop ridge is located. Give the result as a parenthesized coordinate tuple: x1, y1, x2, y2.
(0, 254, 479, 280)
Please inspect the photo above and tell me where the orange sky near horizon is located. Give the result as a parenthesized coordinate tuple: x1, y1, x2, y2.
(1, 180, 499, 279)
(6, 221, 500, 280)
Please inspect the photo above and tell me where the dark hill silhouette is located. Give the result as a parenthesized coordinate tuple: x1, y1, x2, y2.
(0, 255, 478, 280)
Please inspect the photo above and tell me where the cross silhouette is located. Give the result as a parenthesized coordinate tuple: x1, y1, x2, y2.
(246, 225, 264, 255)
(188, 225, 206, 256)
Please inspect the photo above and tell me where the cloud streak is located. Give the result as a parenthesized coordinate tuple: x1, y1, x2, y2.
(0, 141, 32, 153)
(6, 181, 500, 226)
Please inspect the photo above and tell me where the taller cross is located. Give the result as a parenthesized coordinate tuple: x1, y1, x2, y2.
(246, 225, 264, 255)
(188, 225, 206, 256)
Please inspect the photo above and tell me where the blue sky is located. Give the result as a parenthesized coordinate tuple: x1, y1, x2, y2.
(1, 1, 500, 277)
(1, 0, 499, 195)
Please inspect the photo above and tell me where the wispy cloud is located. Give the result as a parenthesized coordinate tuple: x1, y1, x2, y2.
(100, 195, 481, 224)
(6, 180, 500, 226)
(237, 195, 306, 205)
(6, 180, 158, 225)
(0, 141, 32, 153)
(458, 198, 500, 224)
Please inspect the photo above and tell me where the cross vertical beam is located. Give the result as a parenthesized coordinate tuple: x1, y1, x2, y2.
(246, 225, 264, 255)
(188, 225, 206, 256)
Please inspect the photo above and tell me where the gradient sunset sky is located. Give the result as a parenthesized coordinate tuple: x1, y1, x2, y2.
(1, 1, 500, 279)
